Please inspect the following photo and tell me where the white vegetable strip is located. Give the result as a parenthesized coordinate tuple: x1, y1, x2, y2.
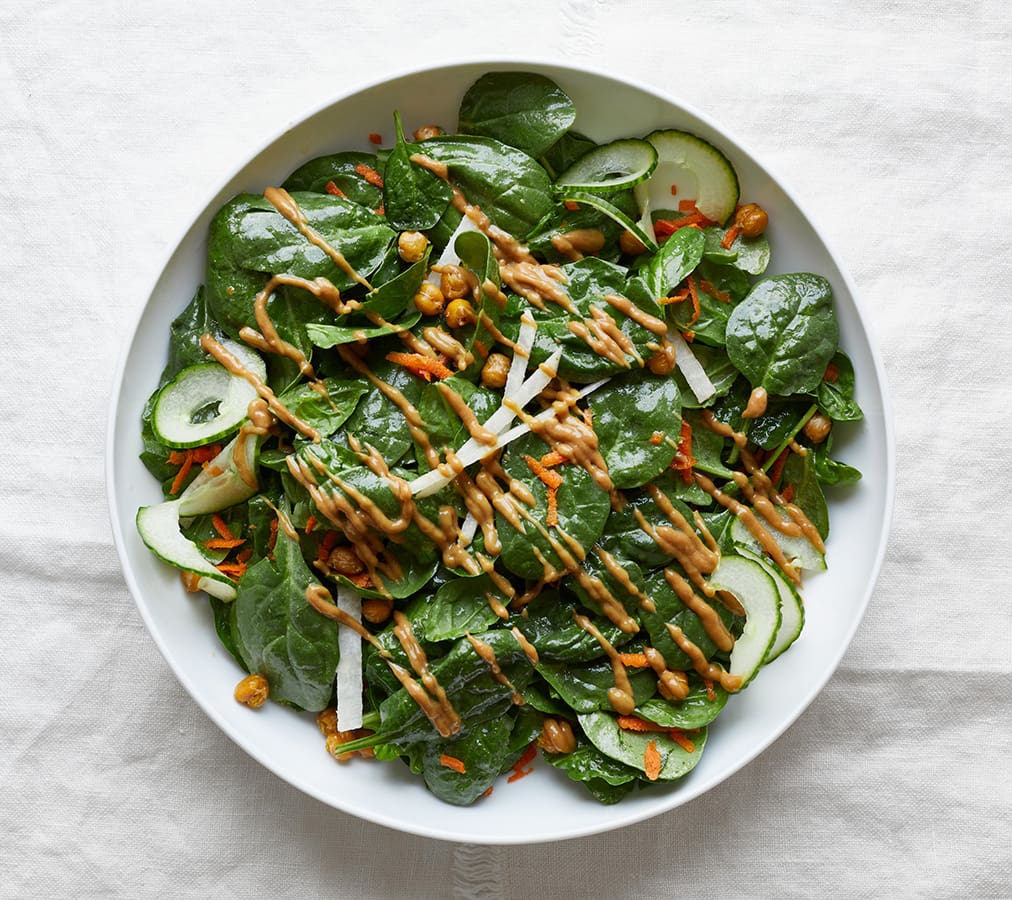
(503, 314, 537, 402)
(425, 215, 482, 285)
(669, 328, 716, 403)
(335, 587, 363, 731)
(459, 511, 479, 544)
(411, 349, 562, 498)
(493, 379, 609, 447)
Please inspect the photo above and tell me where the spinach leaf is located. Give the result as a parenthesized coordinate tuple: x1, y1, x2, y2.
(683, 409, 734, 479)
(783, 449, 830, 539)
(635, 679, 728, 729)
(538, 658, 656, 713)
(599, 484, 704, 569)
(666, 260, 750, 347)
(589, 369, 681, 488)
(540, 130, 597, 179)
(642, 227, 706, 298)
(358, 251, 430, 319)
(415, 375, 500, 467)
(283, 151, 384, 207)
(409, 574, 505, 642)
(578, 712, 707, 780)
(414, 135, 554, 237)
(567, 551, 649, 628)
(383, 112, 453, 231)
(511, 591, 627, 663)
(343, 357, 428, 464)
(725, 273, 839, 395)
(233, 526, 341, 711)
(276, 377, 368, 438)
(306, 311, 421, 348)
(813, 436, 862, 487)
(208, 594, 247, 671)
(746, 398, 812, 450)
(413, 716, 513, 806)
(496, 432, 612, 579)
(206, 192, 395, 339)
(818, 351, 863, 422)
(702, 226, 770, 275)
(459, 71, 576, 159)
(545, 734, 641, 803)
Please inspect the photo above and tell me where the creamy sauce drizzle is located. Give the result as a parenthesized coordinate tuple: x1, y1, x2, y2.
(466, 633, 524, 705)
(393, 611, 461, 737)
(550, 228, 606, 262)
(422, 326, 473, 370)
(666, 623, 743, 692)
(742, 386, 768, 419)
(573, 613, 637, 714)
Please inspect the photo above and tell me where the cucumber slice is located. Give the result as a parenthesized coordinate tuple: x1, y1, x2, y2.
(152, 364, 257, 449)
(708, 555, 780, 687)
(136, 501, 237, 601)
(177, 434, 261, 516)
(737, 548, 805, 662)
(641, 130, 740, 225)
(555, 138, 657, 193)
(554, 189, 659, 253)
(730, 516, 827, 573)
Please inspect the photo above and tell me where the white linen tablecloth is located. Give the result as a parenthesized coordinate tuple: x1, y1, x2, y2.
(2, 1, 1010, 896)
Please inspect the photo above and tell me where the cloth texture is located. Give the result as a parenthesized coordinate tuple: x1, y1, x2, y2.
(2, 1, 1010, 897)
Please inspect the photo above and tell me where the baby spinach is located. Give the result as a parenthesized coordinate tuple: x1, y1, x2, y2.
(538, 658, 656, 713)
(342, 357, 428, 464)
(409, 574, 505, 642)
(578, 712, 707, 780)
(539, 130, 597, 179)
(306, 311, 421, 348)
(813, 436, 862, 487)
(783, 450, 830, 539)
(276, 377, 368, 438)
(458, 71, 576, 160)
(234, 526, 341, 711)
(726, 273, 838, 395)
(413, 716, 513, 806)
(545, 734, 641, 804)
(383, 112, 453, 231)
(674, 344, 739, 409)
(283, 151, 384, 207)
(511, 591, 627, 663)
(702, 226, 770, 275)
(358, 251, 430, 319)
(636, 679, 729, 729)
(818, 351, 863, 422)
(642, 227, 706, 298)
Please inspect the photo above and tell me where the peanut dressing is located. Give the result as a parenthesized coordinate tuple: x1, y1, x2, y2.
(550, 228, 606, 262)
(573, 613, 637, 715)
(466, 633, 524, 705)
(393, 611, 461, 737)
(666, 623, 743, 693)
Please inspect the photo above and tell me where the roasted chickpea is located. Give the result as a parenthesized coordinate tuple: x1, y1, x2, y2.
(413, 282, 445, 316)
(326, 730, 375, 761)
(412, 124, 442, 142)
(234, 674, 269, 709)
(445, 298, 476, 329)
(537, 717, 577, 754)
(646, 341, 676, 375)
(439, 265, 472, 300)
(317, 707, 338, 737)
(619, 230, 647, 256)
(328, 546, 365, 577)
(362, 596, 394, 625)
(397, 230, 428, 263)
(734, 203, 769, 238)
(480, 352, 511, 389)
(803, 413, 832, 444)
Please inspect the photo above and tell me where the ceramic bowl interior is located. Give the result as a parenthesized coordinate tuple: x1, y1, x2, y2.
(107, 61, 894, 844)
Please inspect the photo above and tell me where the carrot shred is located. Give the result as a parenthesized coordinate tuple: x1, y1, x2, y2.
(649, 431, 664, 446)
(539, 450, 568, 468)
(439, 754, 467, 774)
(168, 451, 194, 495)
(644, 740, 662, 781)
(235, 548, 253, 564)
(524, 456, 563, 490)
(671, 421, 695, 484)
(686, 276, 701, 325)
(507, 743, 537, 783)
(354, 162, 384, 188)
(677, 199, 698, 212)
(167, 450, 188, 465)
(617, 715, 668, 733)
(768, 449, 789, 487)
(305, 515, 317, 534)
(211, 515, 236, 541)
(374, 205, 385, 216)
(681, 330, 695, 342)
(703, 678, 716, 702)
(823, 361, 840, 383)
(385, 351, 453, 382)
(780, 483, 795, 503)
(316, 530, 338, 564)
(699, 279, 730, 303)
(348, 572, 373, 589)
(204, 537, 245, 550)
(180, 570, 201, 592)
(215, 560, 248, 581)
(564, 200, 579, 211)
(482, 786, 494, 798)
(669, 184, 678, 196)
(324, 181, 346, 198)
(668, 730, 696, 754)
(368, 132, 382, 145)
(720, 224, 741, 250)
(546, 489, 559, 528)
(617, 652, 649, 668)
(658, 287, 690, 307)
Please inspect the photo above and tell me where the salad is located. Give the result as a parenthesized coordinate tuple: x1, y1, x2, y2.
(137, 71, 863, 806)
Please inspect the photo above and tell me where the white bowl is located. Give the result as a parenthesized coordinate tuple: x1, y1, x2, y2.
(107, 60, 894, 844)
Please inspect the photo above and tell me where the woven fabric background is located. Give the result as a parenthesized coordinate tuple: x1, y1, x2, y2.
(2, 1, 1010, 897)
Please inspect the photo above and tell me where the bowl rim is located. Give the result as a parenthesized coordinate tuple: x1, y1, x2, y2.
(106, 55, 896, 844)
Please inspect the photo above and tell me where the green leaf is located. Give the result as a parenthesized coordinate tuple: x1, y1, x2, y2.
(414, 716, 513, 805)
(358, 251, 430, 319)
(673, 344, 739, 409)
(578, 712, 707, 780)
(510, 591, 628, 663)
(544, 733, 641, 803)
(540, 131, 597, 179)
(233, 526, 341, 711)
(459, 72, 576, 159)
(342, 357, 428, 464)
(383, 112, 454, 231)
(635, 679, 728, 729)
(702, 226, 770, 275)
(725, 273, 839, 395)
(783, 449, 830, 539)
(642, 227, 706, 298)
(306, 311, 421, 348)
(818, 351, 863, 422)
(276, 377, 368, 438)
(410, 574, 506, 642)
(283, 151, 384, 207)
(813, 437, 862, 487)
(538, 658, 656, 713)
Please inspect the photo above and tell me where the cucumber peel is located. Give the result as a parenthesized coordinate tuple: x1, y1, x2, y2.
(555, 138, 657, 193)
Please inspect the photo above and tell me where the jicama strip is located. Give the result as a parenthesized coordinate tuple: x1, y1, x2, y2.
(668, 328, 715, 403)
(335, 586, 363, 731)
(425, 215, 482, 286)
(504, 314, 537, 402)
(411, 349, 562, 498)
(494, 379, 608, 447)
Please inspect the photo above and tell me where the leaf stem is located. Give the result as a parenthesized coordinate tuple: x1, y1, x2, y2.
(762, 403, 817, 473)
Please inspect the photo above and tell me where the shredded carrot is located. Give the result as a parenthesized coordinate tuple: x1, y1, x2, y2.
(564, 200, 579, 211)
(204, 537, 245, 550)
(316, 530, 338, 564)
(180, 570, 201, 592)
(644, 740, 662, 781)
(669, 184, 678, 196)
(439, 754, 467, 774)
(368, 132, 382, 145)
(216, 560, 248, 581)
(235, 548, 253, 564)
(617, 715, 668, 733)
(325, 180, 346, 198)
(686, 276, 701, 325)
(699, 279, 730, 303)
(525, 455, 562, 527)
(374, 205, 385, 216)
(305, 515, 317, 535)
(546, 490, 559, 528)
(482, 786, 494, 798)
(678, 199, 698, 213)
(539, 450, 568, 468)
(507, 743, 537, 783)
(703, 678, 716, 702)
(354, 162, 384, 188)
(618, 652, 649, 668)
(682, 330, 695, 342)
(768, 449, 789, 487)
(191, 443, 221, 463)
(385, 351, 453, 382)
(268, 517, 279, 554)
(658, 287, 690, 307)
(823, 361, 840, 383)
(167, 450, 188, 465)
(671, 421, 695, 484)
(211, 515, 236, 541)
(720, 224, 741, 250)
(780, 483, 795, 503)
(668, 730, 696, 754)
(649, 431, 664, 446)
(348, 572, 374, 589)
(168, 452, 194, 495)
